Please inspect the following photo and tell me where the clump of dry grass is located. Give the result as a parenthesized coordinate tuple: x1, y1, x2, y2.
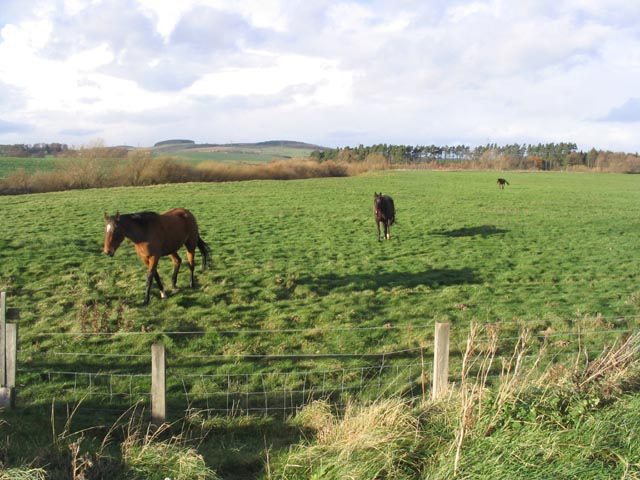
(282, 398, 427, 479)
(0, 468, 47, 480)
(571, 331, 640, 395)
(121, 421, 218, 480)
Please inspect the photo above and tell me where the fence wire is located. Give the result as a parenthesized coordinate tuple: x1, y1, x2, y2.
(15, 317, 640, 416)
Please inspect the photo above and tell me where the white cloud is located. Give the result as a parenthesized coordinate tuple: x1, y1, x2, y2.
(135, 0, 288, 40)
(187, 51, 353, 106)
(135, 0, 196, 40)
(0, 0, 639, 151)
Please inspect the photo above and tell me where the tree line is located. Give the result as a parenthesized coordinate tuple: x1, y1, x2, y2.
(310, 142, 639, 172)
(0, 143, 69, 157)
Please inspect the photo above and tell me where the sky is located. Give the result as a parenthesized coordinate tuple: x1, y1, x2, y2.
(0, 0, 639, 152)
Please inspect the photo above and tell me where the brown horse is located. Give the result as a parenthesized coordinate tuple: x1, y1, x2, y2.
(497, 178, 509, 189)
(103, 208, 211, 305)
(374, 192, 395, 241)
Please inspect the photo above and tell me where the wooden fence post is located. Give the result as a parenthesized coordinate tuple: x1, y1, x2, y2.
(0, 292, 16, 409)
(432, 322, 450, 400)
(0, 291, 6, 386)
(151, 344, 166, 425)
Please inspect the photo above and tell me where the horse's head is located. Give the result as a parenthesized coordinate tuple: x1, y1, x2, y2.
(373, 192, 383, 215)
(103, 212, 125, 257)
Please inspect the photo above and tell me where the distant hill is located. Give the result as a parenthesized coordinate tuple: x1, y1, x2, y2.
(149, 140, 329, 164)
(153, 139, 196, 147)
(151, 140, 328, 154)
(235, 140, 328, 150)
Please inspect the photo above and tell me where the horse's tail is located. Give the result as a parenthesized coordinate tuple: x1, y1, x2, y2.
(197, 237, 211, 269)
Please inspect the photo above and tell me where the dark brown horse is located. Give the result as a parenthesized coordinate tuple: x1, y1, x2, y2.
(103, 208, 211, 305)
(374, 192, 395, 241)
(497, 178, 509, 189)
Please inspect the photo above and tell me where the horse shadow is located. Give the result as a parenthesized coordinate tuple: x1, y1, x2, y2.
(431, 225, 508, 238)
(299, 268, 481, 295)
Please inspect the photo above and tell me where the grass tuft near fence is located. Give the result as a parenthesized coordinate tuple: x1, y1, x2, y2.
(271, 329, 640, 479)
(279, 398, 430, 479)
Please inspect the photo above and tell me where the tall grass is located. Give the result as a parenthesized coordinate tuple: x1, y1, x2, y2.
(2, 403, 220, 480)
(272, 328, 640, 479)
(120, 420, 219, 480)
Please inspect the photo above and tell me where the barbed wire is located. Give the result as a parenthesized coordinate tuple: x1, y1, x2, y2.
(32, 322, 435, 337)
(470, 328, 640, 345)
(30, 314, 640, 339)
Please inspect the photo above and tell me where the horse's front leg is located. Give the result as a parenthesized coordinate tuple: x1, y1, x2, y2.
(144, 257, 164, 305)
(169, 253, 182, 289)
(376, 220, 381, 242)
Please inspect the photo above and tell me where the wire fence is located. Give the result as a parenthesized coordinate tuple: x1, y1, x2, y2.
(12, 314, 640, 417)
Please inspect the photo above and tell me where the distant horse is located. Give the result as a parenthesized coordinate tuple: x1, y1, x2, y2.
(374, 192, 395, 241)
(497, 178, 509, 189)
(103, 208, 211, 305)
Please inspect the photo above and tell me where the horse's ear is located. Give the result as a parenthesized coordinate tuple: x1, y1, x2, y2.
(115, 212, 120, 221)
(104, 212, 110, 221)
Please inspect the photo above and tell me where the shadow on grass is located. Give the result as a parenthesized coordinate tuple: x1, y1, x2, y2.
(431, 225, 508, 238)
(299, 268, 481, 295)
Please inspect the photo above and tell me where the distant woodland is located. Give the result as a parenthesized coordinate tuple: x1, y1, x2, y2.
(311, 142, 640, 172)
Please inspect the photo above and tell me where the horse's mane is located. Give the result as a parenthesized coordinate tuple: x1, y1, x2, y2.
(126, 211, 160, 225)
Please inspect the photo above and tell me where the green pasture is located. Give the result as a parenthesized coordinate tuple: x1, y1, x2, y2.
(1, 169, 639, 478)
(169, 145, 315, 164)
(0, 170, 638, 403)
(0, 156, 59, 178)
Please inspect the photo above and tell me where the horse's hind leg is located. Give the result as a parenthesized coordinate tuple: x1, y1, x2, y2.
(186, 249, 196, 288)
(169, 253, 182, 289)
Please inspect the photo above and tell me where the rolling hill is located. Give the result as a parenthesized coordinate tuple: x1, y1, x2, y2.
(150, 139, 328, 164)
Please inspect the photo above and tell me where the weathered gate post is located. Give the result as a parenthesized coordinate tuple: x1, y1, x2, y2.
(151, 343, 166, 425)
(432, 322, 450, 400)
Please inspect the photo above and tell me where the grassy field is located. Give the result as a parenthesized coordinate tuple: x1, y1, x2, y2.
(1, 170, 639, 375)
(169, 145, 317, 164)
(0, 156, 59, 178)
(0, 170, 639, 478)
